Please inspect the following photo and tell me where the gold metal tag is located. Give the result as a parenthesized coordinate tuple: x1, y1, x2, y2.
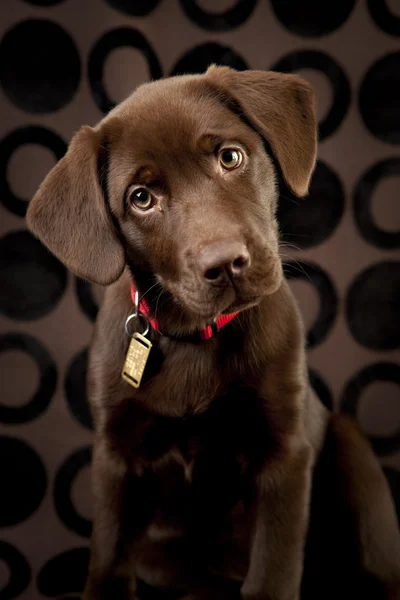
(122, 332, 152, 389)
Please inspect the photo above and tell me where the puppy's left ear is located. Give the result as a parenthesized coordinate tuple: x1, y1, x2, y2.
(205, 65, 317, 197)
(27, 125, 125, 285)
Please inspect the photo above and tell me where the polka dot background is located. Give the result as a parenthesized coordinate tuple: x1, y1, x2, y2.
(0, 1, 399, 597)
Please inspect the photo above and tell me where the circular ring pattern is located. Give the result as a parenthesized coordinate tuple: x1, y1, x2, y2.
(0, 435, 47, 526)
(278, 160, 345, 249)
(340, 362, 400, 455)
(271, 50, 351, 141)
(346, 261, 400, 350)
(64, 348, 93, 431)
(0, 541, 31, 599)
(359, 51, 400, 145)
(179, 0, 257, 32)
(104, 0, 162, 16)
(353, 158, 400, 249)
(284, 261, 338, 348)
(54, 446, 92, 538)
(0, 19, 80, 114)
(0, 332, 57, 425)
(367, 0, 400, 36)
(75, 278, 99, 323)
(88, 28, 163, 114)
(37, 547, 90, 597)
(0, 229, 68, 321)
(271, 1, 355, 37)
(0, 126, 66, 218)
(170, 42, 248, 76)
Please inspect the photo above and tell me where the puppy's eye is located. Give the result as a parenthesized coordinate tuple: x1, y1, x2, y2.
(129, 187, 153, 211)
(219, 148, 243, 170)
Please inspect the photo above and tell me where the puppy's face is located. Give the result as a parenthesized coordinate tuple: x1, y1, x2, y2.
(107, 87, 281, 325)
(27, 67, 317, 334)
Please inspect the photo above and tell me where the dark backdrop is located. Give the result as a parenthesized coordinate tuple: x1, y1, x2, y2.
(0, 1, 399, 598)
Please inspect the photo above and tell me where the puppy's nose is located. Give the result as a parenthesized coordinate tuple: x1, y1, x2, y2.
(198, 240, 250, 282)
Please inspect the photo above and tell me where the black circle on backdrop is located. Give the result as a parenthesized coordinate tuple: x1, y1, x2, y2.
(353, 158, 400, 249)
(0, 435, 47, 526)
(309, 368, 333, 411)
(0, 333, 57, 424)
(278, 160, 345, 249)
(284, 261, 338, 348)
(271, 1, 355, 37)
(76, 278, 99, 322)
(65, 348, 93, 431)
(170, 42, 248, 76)
(0, 20, 80, 114)
(104, 0, 162, 16)
(0, 230, 67, 321)
(359, 52, 400, 144)
(0, 541, 31, 598)
(367, 0, 400, 36)
(341, 362, 400, 456)
(179, 0, 257, 32)
(88, 28, 163, 114)
(0, 126, 66, 217)
(54, 446, 92, 538)
(346, 261, 400, 350)
(271, 50, 351, 141)
(37, 547, 90, 596)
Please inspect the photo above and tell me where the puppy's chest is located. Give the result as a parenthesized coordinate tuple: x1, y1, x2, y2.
(114, 388, 270, 500)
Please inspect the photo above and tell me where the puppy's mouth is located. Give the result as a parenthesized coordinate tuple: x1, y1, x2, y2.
(183, 295, 262, 322)
(168, 280, 274, 324)
(172, 290, 271, 335)
(221, 295, 262, 315)
(153, 260, 282, 334)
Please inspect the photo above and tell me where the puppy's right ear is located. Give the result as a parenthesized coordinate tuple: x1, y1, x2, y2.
(27, 126, 125, 285)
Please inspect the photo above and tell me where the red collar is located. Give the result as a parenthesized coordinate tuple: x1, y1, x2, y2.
(130, 284, 239, 342)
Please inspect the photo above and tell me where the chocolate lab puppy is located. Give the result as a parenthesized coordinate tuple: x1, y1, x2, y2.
(27, 66, 400, 600)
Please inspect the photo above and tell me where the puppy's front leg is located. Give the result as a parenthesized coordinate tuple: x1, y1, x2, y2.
(241, 444, 312, 600)
(83, 438, 156, 600)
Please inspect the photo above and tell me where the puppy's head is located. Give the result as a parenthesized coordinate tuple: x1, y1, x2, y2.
(27, 66, 317, 334)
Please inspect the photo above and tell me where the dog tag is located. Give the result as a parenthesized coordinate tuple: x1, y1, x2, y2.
(122, 332, 152, 389)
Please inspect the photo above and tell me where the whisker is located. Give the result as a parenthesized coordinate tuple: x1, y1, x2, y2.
(279, 242, 302, 252)
(279, 242, 317, 266)
(280, 233, 315, 238)
(280, 250, 318, 267)
(279, 194, 301, 206)
(139, 281, 161, 304)
(237, 313, 245, 334)
(154, 288, 166, 320)
(283, 260, 313, 284)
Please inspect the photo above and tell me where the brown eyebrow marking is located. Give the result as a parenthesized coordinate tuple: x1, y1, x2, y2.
(130, 166, 164, 187)
(197, 133, 224, 153)
(135, 166, 156, 185)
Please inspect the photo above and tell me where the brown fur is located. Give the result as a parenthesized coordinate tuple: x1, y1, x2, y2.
(27, 67, 400, 600)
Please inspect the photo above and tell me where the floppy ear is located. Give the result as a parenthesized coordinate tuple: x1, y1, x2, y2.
(205, 65, 317, 197)
(26, 125, 125, 285)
